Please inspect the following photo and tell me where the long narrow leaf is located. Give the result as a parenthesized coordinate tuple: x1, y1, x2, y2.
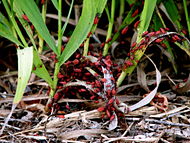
(32, 50, 53, 88)
(59, 0, 107, 66)
(0, 13, 22, 46)
(13, 47, 33, 103)
(16, 0, 58, 54)
(137, 0, 157, 42)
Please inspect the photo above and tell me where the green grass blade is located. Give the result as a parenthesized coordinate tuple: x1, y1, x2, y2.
(61, 0, 74, 36)
(32, 50, 53, 88)
(51, 0, 58, 11)
(13, 47, 33, 104)
(16, 0, 58, 55)
(59, 0, 107, 66)
(162, 0, 181, 30)
(137, 0, 157, 42)
(0, 13, 22, 46)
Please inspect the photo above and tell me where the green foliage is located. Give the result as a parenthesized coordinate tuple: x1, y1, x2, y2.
(17, 0, 58, 55)
(59, 0, 107, 66)
(13, 47, 33, 103)
(0, 13, 22, 46)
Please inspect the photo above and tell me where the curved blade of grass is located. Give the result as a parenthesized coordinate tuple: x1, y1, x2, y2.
(13, 47, 33, 103)
(117, 0, 157, 87)
(137, 0, 157, 42)
(0, 13, 22, 46)
(162, 0, 181, 30)
(13, 3, 37, 49)
(16, 0, 58, 55)
(51, 0, 58, 11)
(32, 50, 53, 88)
(59, 0, 107, 66)
(0, 47, 33, 135)
(61, 0, 74, 36)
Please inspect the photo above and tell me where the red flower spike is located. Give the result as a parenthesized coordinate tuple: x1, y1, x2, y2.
(110, 115, 115, 121)
(108, 98, 115, 105)
(134, 20, 140, 29)
(73, 59, 79, 65)
(101, 78, 107, 83)
(98, 106, 105, 112)
(121, 26, 129, 35)
(106, 110, 111, 118)
(132, 9, 139, 17)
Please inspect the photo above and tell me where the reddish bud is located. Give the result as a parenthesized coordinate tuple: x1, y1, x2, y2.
(106, 38, 112, 43)
(132, 9, 139, 17)
(108, 98, 114, 104)
(131, 42, 137, 48)
(54, 93, 60, 100)
(160, 28, 166, 34)
(33, 66, 36, 71)
(155, 38, 164, 43)
(90, 95, 96, 100)
(60, 81, 67, 85)
(121, 26, 129, 35)
(22, 14, 30, 22)
(57, 115, 65, 118)
(100, 42, 105, 48)
(73, 59, 79, 65)
(125, 60, 133, 66)
(110, 115, 115, 121)
(58, 73, 64, 78)
(97, 106, 105, 112)
(106, 110, 111, 118)
(87, 32, 92, 38)
(74, 68, 82, 72)
(147, 32, 155, 37)
(65, 104, 70, 110)
(134, 20, 140, 29)
(112, 89, 116, 95)
(94, 16, 99, 24)
(142, 31, 149, 37)
(101, 78, 107, 83)
(80, 89, 86, 92)
(94, 100, 99, 103)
